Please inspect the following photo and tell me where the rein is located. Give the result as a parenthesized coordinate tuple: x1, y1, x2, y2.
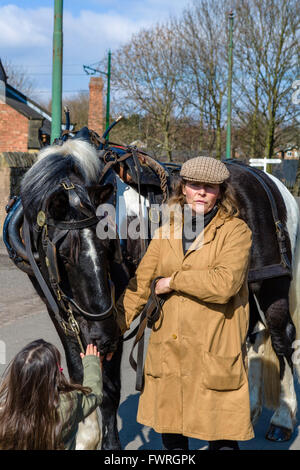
(128, 276, 165, 391)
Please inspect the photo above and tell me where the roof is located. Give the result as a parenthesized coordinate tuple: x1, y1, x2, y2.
(5, 83, 52, 135)
(6, 96, 43, 120)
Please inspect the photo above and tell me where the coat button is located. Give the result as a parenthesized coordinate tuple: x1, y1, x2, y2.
(172, 334, 177, 340)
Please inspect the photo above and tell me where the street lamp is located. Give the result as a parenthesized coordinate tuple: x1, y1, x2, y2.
(51, 0, 63, 143)
(83, 50, 111, 139)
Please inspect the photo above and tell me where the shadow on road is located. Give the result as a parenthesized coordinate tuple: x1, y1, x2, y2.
(118, 391, 300, 450)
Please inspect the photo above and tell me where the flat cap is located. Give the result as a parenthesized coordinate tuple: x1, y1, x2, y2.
(180, 156, 230, 184)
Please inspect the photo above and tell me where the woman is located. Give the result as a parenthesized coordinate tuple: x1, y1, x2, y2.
(0, 340, 102, 450)
(116, 156, 254, 450)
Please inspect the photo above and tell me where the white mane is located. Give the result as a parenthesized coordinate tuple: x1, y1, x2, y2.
(38, 138, 100, 184)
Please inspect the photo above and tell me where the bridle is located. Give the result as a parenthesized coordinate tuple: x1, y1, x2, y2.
(23, 178, 121, 353)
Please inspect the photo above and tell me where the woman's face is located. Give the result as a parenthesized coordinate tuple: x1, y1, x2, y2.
(182, 181, 220, 215)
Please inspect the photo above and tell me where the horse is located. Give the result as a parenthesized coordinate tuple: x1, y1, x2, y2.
(4, 127, 300, 446)
(10, 136, 130, 449)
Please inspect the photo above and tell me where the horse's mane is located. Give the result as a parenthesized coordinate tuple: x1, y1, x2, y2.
(21, 139, 100, 221)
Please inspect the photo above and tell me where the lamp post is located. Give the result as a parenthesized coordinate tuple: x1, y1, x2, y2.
(51, 0, 63, 143)
(226, 11, 234, 160)
(83, 50, 111, 140)
(105, 50, 111, 135)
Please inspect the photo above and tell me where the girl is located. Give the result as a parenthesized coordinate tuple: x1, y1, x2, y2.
(0, 339, 102, 450)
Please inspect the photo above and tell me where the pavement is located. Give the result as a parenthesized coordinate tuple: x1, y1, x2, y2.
(1, 238, 300, 450)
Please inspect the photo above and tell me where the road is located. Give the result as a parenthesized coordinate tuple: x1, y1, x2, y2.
(0, 240, 300, 451)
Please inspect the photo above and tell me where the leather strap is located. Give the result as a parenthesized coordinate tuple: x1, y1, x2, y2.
(248, 264, 291, 283)
(128, 276, 165, 391)
(47, 216, 99, 230)
(98, 151, 133, 183)
(23, 217, 59, 315)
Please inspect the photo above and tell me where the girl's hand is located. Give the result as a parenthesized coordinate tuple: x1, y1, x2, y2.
(80, 344, 100, 359)
(155, 277, 172, 295)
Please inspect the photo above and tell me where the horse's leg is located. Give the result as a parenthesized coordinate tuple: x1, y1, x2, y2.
(258, 278, 297, 441)
(100, 338, 123, 450)
(247, 328, 265, 426)
(76, 410, 102, 450)
(267, 357, 297, 441)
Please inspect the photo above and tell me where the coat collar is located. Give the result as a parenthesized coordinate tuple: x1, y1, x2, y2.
(166, 209, 226, 262)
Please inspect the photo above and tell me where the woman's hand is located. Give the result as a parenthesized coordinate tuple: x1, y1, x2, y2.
(155, 277, 173, 295)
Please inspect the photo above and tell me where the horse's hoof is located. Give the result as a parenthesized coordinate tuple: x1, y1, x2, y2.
(265, 424, 292, 442)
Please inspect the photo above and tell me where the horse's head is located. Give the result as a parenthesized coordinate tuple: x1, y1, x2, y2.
(20, 138, 125, 356)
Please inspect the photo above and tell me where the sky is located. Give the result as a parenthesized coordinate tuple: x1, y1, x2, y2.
(0, 0, 191, 103)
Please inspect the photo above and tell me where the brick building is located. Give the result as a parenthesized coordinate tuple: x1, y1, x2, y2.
(0, 61, 104, 235)
(275, 145, 299, 160)
(0, 60, 52, 152)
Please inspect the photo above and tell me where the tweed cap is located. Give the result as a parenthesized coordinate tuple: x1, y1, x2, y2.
(180, 156, 230, 184)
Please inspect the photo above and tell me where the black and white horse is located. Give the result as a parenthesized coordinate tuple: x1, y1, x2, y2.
(18, 137, 129, 449)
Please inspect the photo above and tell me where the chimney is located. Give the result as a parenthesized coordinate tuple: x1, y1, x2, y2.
(88, 76, 104, 137)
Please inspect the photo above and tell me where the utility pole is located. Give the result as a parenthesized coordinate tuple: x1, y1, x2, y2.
(51, 0, 63, 143)
(105, 50, 111, 135)
(83, 50, 112, 139)
(226, 12, 234, 159)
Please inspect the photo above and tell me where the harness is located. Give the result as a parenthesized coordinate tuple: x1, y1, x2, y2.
(23, 178, 118, 354)
(225, 160, 292, 282)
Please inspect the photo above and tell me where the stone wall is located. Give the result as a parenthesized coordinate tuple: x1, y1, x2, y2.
(0, 152, 36, 239)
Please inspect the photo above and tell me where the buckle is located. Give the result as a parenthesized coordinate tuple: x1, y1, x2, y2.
(61, 181, 75, 191)
(104, 151, 117, 164)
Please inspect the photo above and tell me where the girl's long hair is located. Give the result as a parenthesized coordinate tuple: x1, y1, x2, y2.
(0, 339, 90, 450)
(168, 177, 240, 220)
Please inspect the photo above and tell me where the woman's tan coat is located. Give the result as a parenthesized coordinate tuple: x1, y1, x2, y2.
(116, 211, 254, 441)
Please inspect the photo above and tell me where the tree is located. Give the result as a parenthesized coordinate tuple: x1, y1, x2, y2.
(3, 59, 36, 98)
(63, 92, 89, 130)
(110, 23, 186, 161)
(233, 0, 300, 158)
(173, 0, 230, 158)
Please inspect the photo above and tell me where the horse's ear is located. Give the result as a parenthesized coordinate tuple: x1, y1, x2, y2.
(88, 184, 114, 208)
(48, 190, 69, 220)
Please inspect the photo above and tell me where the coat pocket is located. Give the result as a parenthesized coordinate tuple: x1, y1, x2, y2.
(144, 342, 162, 378)
(203, 351, 245, 391)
